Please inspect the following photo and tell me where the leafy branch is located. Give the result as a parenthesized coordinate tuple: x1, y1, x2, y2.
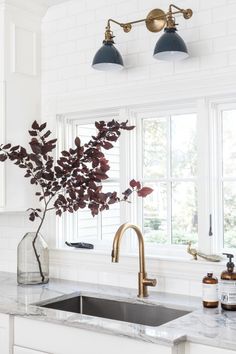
(0, 120, 153, 282)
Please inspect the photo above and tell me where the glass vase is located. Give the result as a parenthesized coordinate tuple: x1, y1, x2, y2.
(17, 232, 49, 285)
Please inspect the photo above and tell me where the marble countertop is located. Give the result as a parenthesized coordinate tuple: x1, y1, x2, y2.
(0, 272, 236, 351)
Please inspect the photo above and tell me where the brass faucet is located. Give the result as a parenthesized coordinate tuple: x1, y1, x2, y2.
(111, 223, 157, 297)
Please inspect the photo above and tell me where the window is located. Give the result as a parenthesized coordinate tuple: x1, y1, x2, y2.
(141, 114, 198, 246)
(213, 106, 236, 251)
(56, 101, 236, 254)
(56, 113, 121, 248)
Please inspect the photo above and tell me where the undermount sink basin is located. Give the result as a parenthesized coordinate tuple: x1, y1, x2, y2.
(39, 294, 190, 327)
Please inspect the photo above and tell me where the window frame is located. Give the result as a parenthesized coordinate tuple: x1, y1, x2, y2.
(135, 109, 198, 247)
(55, 98, 236, 256)
(210, 101, 236, 254)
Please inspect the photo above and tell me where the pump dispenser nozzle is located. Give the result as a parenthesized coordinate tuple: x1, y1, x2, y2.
(223, 253, 234, 272)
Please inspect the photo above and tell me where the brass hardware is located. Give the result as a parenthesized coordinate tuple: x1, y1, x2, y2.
(104, 27, 114, 42)
(145, 9, 166, 33)
(183, 9, 193, 19)
(111, 223, 157, 298)
(187, 242, 223, 262)
(103, 4, 193, 41)
(122, 23, 132, 33)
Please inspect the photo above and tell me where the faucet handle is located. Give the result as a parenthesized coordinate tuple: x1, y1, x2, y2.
(143, 278, 157, 287)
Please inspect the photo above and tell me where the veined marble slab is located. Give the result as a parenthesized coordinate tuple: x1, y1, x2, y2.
(0, 272, 236, 351)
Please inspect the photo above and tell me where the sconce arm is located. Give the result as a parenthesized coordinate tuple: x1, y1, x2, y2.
(168, 4, 193, 19)
(104, 4, 193, 37)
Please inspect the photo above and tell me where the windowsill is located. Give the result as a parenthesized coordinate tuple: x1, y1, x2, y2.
(51, 246, 225, 267)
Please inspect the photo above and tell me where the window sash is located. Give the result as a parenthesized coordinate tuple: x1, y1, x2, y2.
(56, 100, 236, 255)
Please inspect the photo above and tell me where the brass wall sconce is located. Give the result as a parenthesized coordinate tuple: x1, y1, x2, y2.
(92, 4, 193, 71)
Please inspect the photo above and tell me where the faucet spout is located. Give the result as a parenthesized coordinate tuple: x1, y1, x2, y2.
(111, 223, 157, 297)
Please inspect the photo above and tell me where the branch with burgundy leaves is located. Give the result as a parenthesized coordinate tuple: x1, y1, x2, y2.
(0, 120, 153, 282)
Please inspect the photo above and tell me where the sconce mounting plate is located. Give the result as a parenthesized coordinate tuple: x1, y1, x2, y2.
(145, 9, 166, 33)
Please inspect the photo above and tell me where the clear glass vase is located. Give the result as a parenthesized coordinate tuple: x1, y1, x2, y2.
(17, 232, 49, 285)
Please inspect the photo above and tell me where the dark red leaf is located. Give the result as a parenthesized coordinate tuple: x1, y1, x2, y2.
(39, 122, 47, 131)
(130, 180, 136, 187)
(137, 187, 153, 198)
(30, 142, 41, 154)
(43, 130, 51, 139)
(75, 137, 81, 147)
(32, 121, 40, 130)
(102, 142, 113, 150)
(123, 188, 132, 197)
(29, 130, 37, 136)
(61, 151, 70, 157)
(29, 212, 35, 221)
(2, 143, 11, 149)
(0, 154, 7, 162)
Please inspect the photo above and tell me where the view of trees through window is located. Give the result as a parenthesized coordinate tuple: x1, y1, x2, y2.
(142, 114, 198, 245)
(59, 105, 236, 252)
(222, 110, 236, 249)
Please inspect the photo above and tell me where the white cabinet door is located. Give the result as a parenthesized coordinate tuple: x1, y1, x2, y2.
(14, 347, 49, 354)
(186, 342, 236, 354)
(0, 313, 11, 354)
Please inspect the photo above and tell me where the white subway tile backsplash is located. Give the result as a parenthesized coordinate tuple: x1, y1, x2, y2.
(67, 0, 87, 16)
(174, 57, 200, 74)
(56, 41, 76, 56)
(200, 0, 226, 10)
(212, 3, 236, 22)
(200, 52, 228, 70)
(188, 39, 213, 57)
(43, 3, 67, 22)
(199, 22, 227, 40)
(213, 34, 236, 52)
(67, 76, 87, 91)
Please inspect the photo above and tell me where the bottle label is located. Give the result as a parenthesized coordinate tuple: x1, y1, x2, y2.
(220, 281, 236, 305)
(202, 284, 218, 302)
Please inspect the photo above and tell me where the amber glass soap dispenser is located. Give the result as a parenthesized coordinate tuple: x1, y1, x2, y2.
(221, 253, 236, 311)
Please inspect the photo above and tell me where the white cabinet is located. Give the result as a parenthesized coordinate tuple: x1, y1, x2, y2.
(0, 313, 12, 354)
(0, 0, 46, 212)
(14, 317, 173, 354)
(185, 342, 236, 354)
(14, 347, 49, 354)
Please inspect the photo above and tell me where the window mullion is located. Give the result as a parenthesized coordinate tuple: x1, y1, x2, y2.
(216, 109, 224, 251)
(167, 115, 172, 244)
(196, 99, 211, 253)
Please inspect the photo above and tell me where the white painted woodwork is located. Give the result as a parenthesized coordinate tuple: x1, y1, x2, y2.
(14, 346, 49, 354)
(11, 23, 38, 76)
(185, 342, 236, 354)
(0, 0, 43, 212)
(0, 313, 12, 354)
(14, 317, 172, 354)
(0, 81, 6, 208)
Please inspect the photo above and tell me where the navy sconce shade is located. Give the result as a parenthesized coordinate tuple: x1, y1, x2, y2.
(153, 27, 189, 61)
(92, 40, 124, 71)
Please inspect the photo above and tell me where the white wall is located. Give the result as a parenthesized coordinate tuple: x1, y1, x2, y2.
(39, 0, 236, 295)
(0, 0, 46, 272)
(2, 0, 236, 294)
(41, 0, 236, 119)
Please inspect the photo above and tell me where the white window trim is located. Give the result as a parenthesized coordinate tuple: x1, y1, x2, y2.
(55, 97, 236, 258)
(209, 100, 236, 254)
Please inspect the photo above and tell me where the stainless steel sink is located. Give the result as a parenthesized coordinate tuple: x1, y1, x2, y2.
(40, 295, 190, 326)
